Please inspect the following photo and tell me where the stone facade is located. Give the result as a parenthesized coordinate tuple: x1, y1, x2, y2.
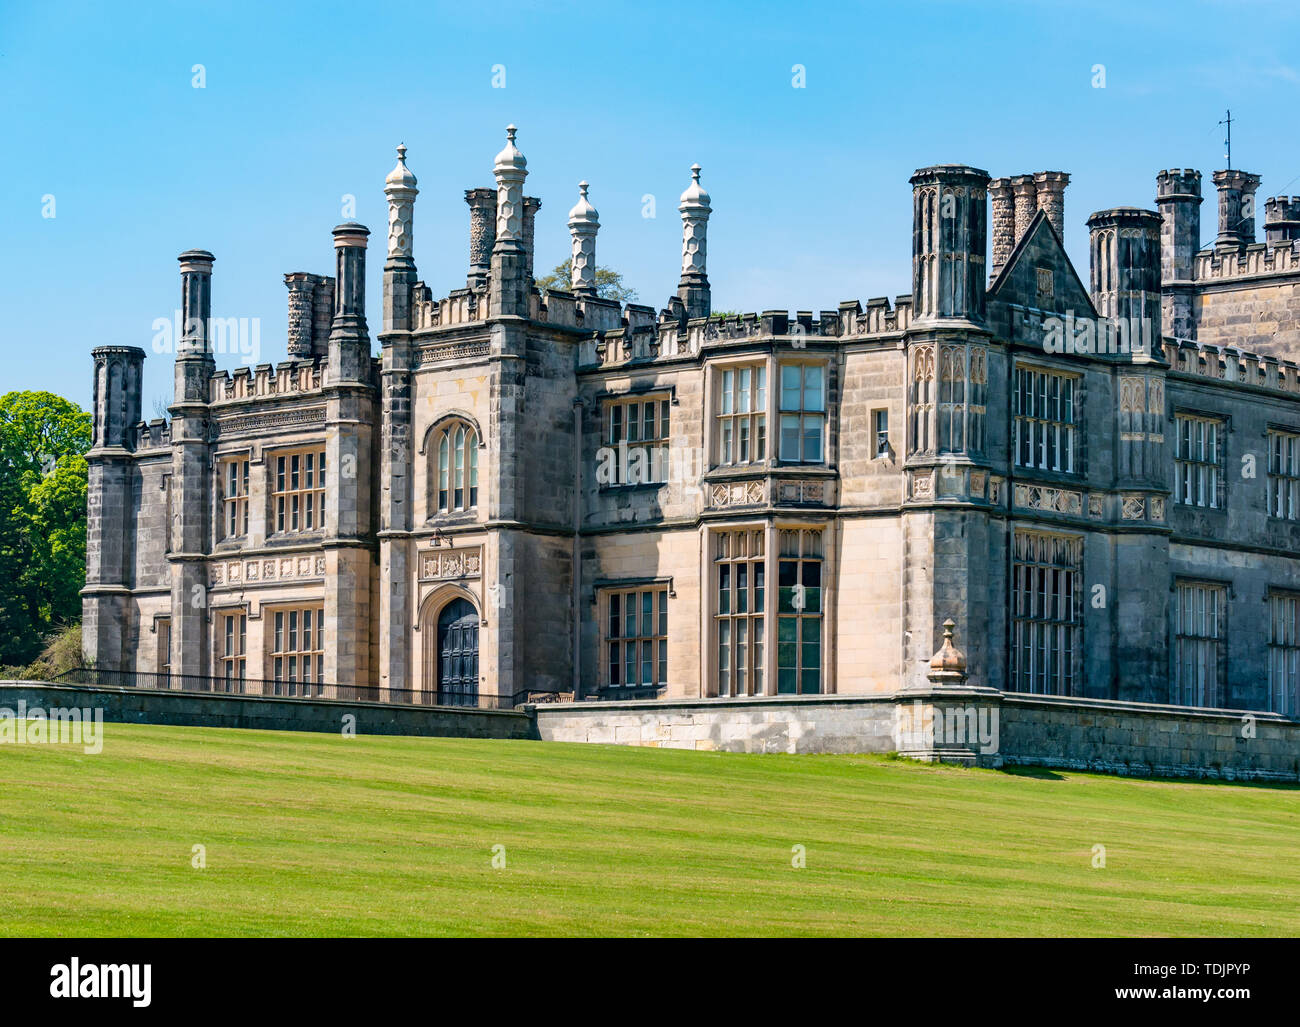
(83, 132, 1300, 737)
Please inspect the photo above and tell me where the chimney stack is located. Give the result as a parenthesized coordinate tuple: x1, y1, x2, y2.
(989, 178, 1015, 276)
(1033, 171, 1070, 241)
(1212, 169, 1261, 253)
(464, 188, 497, 291)
(1011, 175, 1037, 243)
(329, 222, 370, 382)
(522, 196, 542, 288)
(175, 249, 215, 405)
(1156, 169, 1203, 340)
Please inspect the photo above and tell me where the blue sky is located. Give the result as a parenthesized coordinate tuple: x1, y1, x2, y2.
(2, 0, 1298, 412)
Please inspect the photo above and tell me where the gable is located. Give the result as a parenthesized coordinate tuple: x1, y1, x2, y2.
(987, 210, 1096, 323)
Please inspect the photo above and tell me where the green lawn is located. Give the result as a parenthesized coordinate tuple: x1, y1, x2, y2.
(1, 722, 1297, 936)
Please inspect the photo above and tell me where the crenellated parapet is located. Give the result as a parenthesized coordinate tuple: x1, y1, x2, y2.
(1194, 242, 1300, 280)
(129, 419, 172, 451)
(1163, 337, 1300, 395)
(208, 357, 327, 403)
(411, 284, 488, 330)
(577, 298, 914, 369)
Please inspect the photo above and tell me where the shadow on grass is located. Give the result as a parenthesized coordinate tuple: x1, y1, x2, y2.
(997, 764, 1066, 781)
(995, 760, 1300, 790)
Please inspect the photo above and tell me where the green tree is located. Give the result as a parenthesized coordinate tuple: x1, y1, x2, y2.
(535, 262, 639, 304)
(0, 391, 92, 666)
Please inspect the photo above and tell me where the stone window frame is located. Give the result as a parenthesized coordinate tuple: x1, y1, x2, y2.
(154, 615, 171, 679)
(600, 391, 672, 488)
(266, 602, 326, 696)
(1171, 577, 1229, 708)
(268, 444, 327, 535)
(433, 421, 480, 514)
(908, 342, 988, 459)
(1009, 527, 1083, 698)
(597, 579, 670, 691)
(216, 607, 248, 693)
(1172, 409, 1228, 511)
(872, 408, 891, 459)
(776, 359, 827, 466)
(708, 356, 769, 470)
(1012, 362, 1081, 476)
(703, 518, 834, 699)
(217, 453, 251, 541)
(712, 524, 767, 698)
(1265, 424, 1300, 521)
(1266, 589, 1300, 717)
(775, 527, 825, 695)
(419, 412, 485, 522)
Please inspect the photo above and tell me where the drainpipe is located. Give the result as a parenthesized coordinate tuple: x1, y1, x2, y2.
(572, 397, 584, 699)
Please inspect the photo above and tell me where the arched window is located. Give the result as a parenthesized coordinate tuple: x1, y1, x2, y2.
(433, 422, 479, 514)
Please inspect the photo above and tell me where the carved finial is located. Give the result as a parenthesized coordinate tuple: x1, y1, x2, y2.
(385, 143, 417, 191)
(691, 163, 701, 181)
(494, 124, 527, 176)
(568, 181, 600, 297)
(927, 619, 968, 685)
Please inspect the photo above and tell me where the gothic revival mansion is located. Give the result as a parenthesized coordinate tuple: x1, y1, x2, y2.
(82, 128, 1300, 716)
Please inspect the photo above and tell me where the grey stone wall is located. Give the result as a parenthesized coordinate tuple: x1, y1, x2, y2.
(0, 682, 533, 740)
(532, 692, 1300, 781)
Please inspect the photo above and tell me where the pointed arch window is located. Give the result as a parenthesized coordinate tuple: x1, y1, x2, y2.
(434, 422, 479, 514)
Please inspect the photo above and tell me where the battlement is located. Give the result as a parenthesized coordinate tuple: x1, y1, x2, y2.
(1193, 241, 1300, 280)
(1156, 168, 1203, 197)
(130, 418, 171, 451)
(1163, 337, 1300, 396)
(412, 284, 489, 330)
(1265, 196, 1300, 244)
(208, 357, 326, 403)
(578, 296, 913, 369)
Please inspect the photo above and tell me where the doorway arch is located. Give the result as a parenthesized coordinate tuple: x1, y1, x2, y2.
(422, 596, 479, 706)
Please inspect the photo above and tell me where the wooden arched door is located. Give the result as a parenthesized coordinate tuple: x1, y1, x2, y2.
(434, 598, 479, 706)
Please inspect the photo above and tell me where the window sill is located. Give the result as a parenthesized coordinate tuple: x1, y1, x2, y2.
(265, 531, 326, 545)
(597, 481, 667, 494)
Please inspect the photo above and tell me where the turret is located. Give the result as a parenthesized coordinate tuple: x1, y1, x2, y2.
(83, 345, 145, 672)
(90, 346, 144, 451)
(1087, 207, 1162, 356)
(909, 164, 989, 324)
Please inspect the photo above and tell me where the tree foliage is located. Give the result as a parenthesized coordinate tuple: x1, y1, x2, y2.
(0, 391, 92, 666)
(535, 262, 639, 304)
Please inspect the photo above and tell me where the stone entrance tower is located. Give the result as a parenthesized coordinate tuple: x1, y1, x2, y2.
(902, 165, 993, 687)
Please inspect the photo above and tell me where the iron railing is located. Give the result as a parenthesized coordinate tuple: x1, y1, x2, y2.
(52, 667, 562, 711)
